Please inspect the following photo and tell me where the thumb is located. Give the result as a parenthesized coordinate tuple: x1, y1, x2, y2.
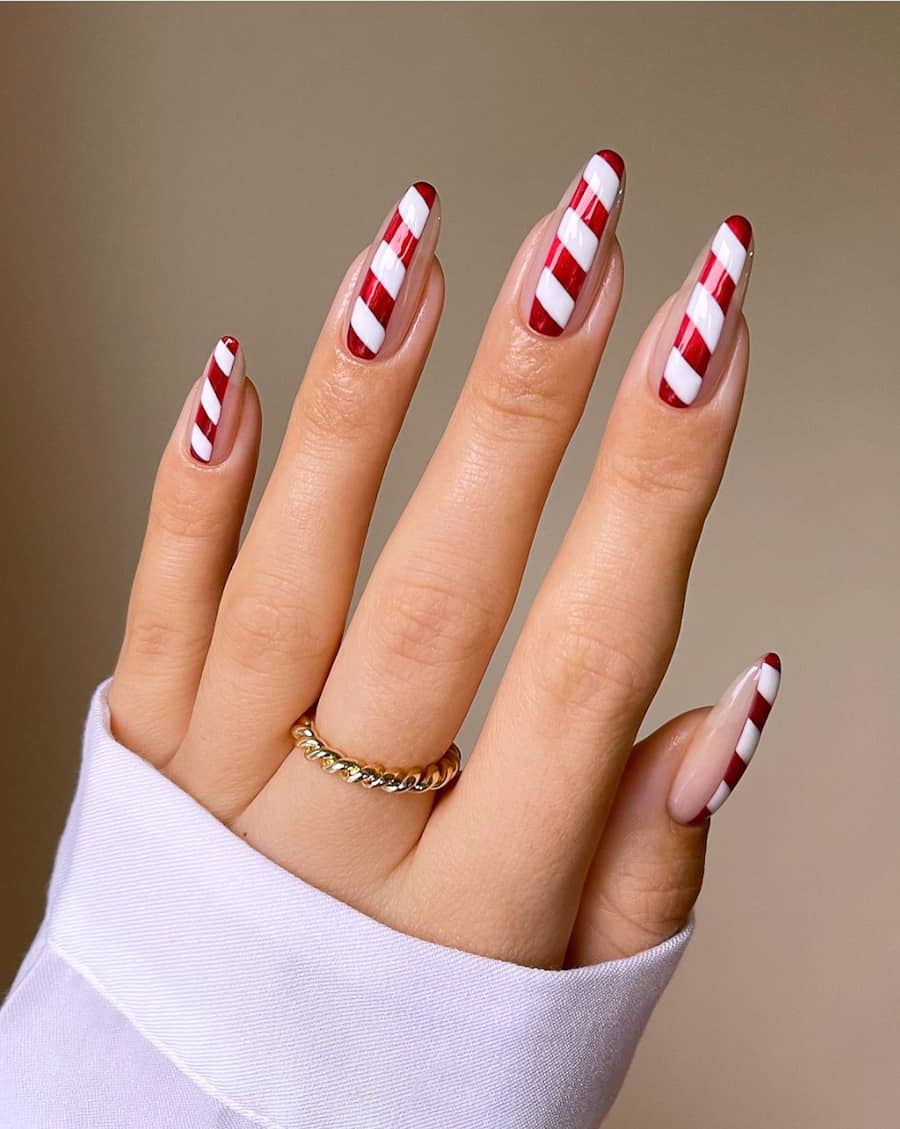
(566, 652, 782, 966)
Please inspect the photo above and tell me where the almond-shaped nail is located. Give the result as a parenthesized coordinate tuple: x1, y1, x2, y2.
(189, 336, 243, 464)
(669, 652, 782, 825)
(347, 181, 440, 361)
(527, 150, 625, 337)
(658, 215, 753, 408)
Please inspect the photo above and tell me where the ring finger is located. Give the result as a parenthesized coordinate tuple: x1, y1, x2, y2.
(422, 216, 755, 966)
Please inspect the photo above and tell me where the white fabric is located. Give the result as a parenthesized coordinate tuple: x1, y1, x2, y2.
(0, 680, 692, 1128)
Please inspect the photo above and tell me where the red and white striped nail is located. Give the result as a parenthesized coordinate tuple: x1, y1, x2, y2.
(669, 653, 782, 825)
(189, 336, 242, 464)
(347, 181, 440, 361)
(527, 149, 625, 337)
(658, 215, 753, 407)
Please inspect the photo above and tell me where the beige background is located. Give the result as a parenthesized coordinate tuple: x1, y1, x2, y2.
(2, 3, 898, 1124)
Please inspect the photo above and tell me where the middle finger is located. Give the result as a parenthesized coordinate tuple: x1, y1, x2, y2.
(245, 151, 627, 882)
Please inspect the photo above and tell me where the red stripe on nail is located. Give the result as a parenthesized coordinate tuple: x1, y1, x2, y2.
(748, 691, 773, 732)
(528, 299, 564, 337)
(545, 239, 588, 295)
(659, 376, 689, 408)
(726, 214, 753, 248)
(699, 254, 737, 311)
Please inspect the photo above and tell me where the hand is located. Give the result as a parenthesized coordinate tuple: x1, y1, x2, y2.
(108, 157, 780, 969)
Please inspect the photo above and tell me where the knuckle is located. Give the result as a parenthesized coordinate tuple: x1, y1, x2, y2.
(126, 619, 168, 659)
(374, 566, 501, 671)
(124, 615, 201, 663)
(538, 608, 655, 718)
(605, 444, 710, 505)
(150, 473, 230, 543)
(466, 336, 580, 441)
(219, 573, 330, 676)
(299, 360, 381, 448)
(594, 856, 702, 950)
(589, 890, 681, 959)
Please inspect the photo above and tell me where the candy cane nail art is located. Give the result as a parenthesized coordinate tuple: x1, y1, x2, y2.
(690, 653, 782, 824)
(659, 215, 753, 407)
(190, 336, 239, 464)
(347, 182, 437, 360)
(529, 150, 624, 337)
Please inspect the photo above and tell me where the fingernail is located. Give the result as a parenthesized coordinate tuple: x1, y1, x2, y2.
(346, 181, 440, 361)
(526, 149, 625, 337)
(658, 215, 753, 408)
(189, 336, 243, 464)
(668, 652, 782, 825)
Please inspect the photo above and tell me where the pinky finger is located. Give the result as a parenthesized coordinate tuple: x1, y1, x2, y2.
(108, 339, 261, 765)
(567, 652, 782, 966)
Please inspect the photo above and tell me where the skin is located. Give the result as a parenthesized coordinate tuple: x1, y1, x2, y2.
(108, 194, 753, 972)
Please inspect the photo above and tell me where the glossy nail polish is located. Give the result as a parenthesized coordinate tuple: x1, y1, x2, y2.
(528, 150, 624, 337)
(669, 652, 782, 825)
(347, 182, 439, 361)
(190, 336, 240, 464)
(659, 215, 752, 407)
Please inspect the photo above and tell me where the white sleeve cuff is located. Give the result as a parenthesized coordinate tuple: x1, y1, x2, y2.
(39, 679, 692, 1128)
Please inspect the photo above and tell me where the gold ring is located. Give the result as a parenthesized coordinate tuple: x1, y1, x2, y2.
(290, 715, 461, 793)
